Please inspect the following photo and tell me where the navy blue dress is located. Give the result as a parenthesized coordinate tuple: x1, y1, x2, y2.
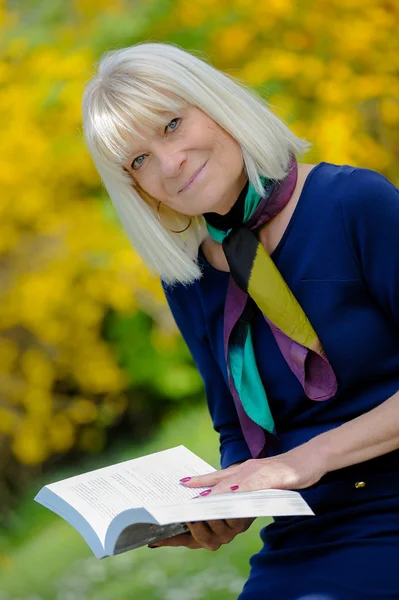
(162, 162, 399, 599)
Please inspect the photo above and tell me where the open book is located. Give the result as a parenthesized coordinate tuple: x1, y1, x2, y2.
(34, 445, 314, 559)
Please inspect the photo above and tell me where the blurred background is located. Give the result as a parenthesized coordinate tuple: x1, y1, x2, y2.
(0, 0, 398, 598)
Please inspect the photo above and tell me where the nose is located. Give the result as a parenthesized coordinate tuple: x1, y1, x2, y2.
(158, 147, 186, 179)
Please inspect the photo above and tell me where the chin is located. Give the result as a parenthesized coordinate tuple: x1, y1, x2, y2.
(201, 194, 230, 216)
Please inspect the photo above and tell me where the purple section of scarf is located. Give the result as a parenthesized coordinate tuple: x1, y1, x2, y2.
(223, 277, 267, 458)
(264, 318, 337, 400)
(247, 154, 298, 229)
(223, 155, 337, 459)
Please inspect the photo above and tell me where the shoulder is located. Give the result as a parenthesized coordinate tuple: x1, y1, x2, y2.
(337, 165, 399, 222)
(161, 256, 210, 332)
(310, 162, 398, 219)
(331, 165, 399, 269)
(161, 278, 203, 345)
(161, 274, 201, 312)
(162, 249, 231, 341)
(161, 244, 227, 303)
(310, 161, 396, 193)
(344, 164, 397, 195)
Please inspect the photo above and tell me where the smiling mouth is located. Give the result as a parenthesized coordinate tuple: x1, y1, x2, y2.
(179, 162, 208, 193)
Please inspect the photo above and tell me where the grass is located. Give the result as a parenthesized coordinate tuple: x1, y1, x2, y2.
(0, 405, 271, 600)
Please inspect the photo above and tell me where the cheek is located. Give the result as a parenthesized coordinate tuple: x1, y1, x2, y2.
(136, 169, 161, 196)
(132, 175, 160, 208)
(199, 121, 224, 152)
(213, 131, 240, 162)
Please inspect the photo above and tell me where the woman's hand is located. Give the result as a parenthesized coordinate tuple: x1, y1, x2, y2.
(148, 460, 254, 551)
(181, 445, 327, 497)
(148, 517, 255, 551)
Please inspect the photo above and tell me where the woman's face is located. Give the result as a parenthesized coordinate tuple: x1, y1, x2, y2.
(123, 105, 247, 216)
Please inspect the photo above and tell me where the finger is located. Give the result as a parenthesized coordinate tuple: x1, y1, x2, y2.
(188, 474, 241, 497)
(179, 469, 232, 488)
(204, 519, 237, 543)
(180, 464, 242, 488)
(185, 521, 223, 551)
(223, 518, 247, 529)
(224, 517, 256, 533)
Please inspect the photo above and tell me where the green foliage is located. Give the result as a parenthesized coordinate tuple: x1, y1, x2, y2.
(106, 310, 202, 398)
(105, 309, 204, 412)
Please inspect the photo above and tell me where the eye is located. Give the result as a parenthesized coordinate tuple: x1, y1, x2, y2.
(131, 155, 147, 170)
(165, 117, 181, 133)
(131, 117, 181, 170)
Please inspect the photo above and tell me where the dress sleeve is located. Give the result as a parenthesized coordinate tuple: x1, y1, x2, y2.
(162, 280, 251, 469)
(341, 167, 399, 328)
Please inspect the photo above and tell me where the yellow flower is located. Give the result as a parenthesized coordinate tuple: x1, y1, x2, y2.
(22, 388, 53, 422)
(68, 398, 98, 425)
(381, 98, 399, 126)
(316, 80, 349, 105)
(241, 58, 269, 86)
(213, 25, 254, 62)
(176, 3, 207, 28)
(48, 414, 75, 453)
(0, 407, 18, 434)
(21, 349, 55, 389)
(12, 419, 49, 465)
(0, 337, 19, 371)
(269, 51, 300, 79)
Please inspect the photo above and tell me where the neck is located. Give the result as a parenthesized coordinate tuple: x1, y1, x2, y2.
(204, 154, 298, 245)
(203, 179, 249, 230)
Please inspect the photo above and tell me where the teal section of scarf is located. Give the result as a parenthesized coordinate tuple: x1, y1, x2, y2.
(206, 174, 276, 434)
(205, 175, 270, 243)
(229, 333, 276, 433)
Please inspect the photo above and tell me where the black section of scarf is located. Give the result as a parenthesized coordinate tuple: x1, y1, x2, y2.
(203, 179, 249, 231)
(222, 226, 259, 292)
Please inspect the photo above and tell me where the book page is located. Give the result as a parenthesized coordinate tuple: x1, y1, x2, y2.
(44, 446, 215, 545)
(151, 489, 314, 525)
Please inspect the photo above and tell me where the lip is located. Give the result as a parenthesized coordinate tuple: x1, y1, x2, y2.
(179, 161, 208, 193)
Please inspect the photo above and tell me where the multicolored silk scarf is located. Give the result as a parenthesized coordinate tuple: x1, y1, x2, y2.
(204, 154, 337, 457)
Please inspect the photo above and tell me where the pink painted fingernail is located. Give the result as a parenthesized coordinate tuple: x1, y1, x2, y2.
(230, 485, 240, 491)
(180, 477, 192, 483)
(199, 489, 212, 496)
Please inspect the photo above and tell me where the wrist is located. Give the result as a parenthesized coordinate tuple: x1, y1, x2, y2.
(283, 437, 331, 486)
(303, 433, 335, 477)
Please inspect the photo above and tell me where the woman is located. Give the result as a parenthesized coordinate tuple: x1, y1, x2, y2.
(82, 41, 399, 599)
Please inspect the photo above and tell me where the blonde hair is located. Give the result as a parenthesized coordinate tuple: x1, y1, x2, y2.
(82, 41, 312, 285)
